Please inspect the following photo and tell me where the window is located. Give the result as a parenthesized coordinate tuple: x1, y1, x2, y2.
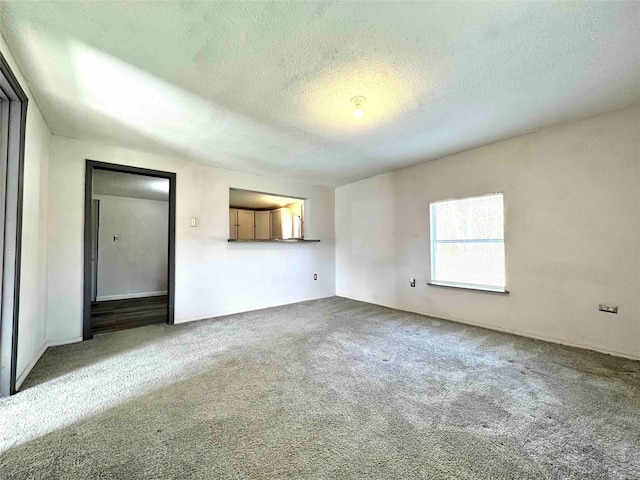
(429, 193, 506, 292)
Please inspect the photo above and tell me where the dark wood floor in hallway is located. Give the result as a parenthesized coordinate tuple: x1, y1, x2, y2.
(91, 295, 168, 335)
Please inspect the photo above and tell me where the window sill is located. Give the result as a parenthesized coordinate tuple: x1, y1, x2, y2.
(227, 238, 320, 243)
(427, 282, 509, 294)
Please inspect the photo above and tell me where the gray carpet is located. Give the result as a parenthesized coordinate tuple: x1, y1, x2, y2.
(1, 297, 639, 479)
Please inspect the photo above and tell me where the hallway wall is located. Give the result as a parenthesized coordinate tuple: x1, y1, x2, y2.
(94, 194, 168, 300)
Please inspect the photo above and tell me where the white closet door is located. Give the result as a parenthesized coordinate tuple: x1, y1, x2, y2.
(229, 209, 237, 239)
(237, 210, 255, 239)
(255, 211, 270, 239)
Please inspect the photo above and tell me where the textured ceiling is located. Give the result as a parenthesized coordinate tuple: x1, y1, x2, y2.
(93, 169, 169, 202)
(230, 188, 303, 210)
(1, 1, 639, 186)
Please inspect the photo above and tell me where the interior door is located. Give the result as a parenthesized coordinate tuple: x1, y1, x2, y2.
(237, 210, 255, 239)
(254, 211, 270, 239)
(229, 208, 238, 239)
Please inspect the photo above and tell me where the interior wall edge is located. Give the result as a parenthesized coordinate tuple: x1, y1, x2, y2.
(14, 340, 47, 390)
(15, 332, 84, 390)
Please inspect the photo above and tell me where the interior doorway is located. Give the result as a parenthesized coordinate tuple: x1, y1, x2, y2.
(0, 53, 28, 397)
(83, 161, 176, 339)
(0, 51, 28, 397)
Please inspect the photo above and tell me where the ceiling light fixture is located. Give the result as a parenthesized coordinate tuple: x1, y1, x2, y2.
(351, 96, 366, 119)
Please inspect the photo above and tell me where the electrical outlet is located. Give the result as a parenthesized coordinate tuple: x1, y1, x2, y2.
(314, 274, 317, 281)
(410, 278, 416, 287)
(190, 217, 197, 227)
(599, 304, 618, 314)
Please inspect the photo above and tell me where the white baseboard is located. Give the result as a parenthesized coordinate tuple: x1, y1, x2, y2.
(337, 295, 640, 361)
(175, 295, 335, 325)
(96, 291, 167, 301)
(15, 336, 83, 390)
(15, 342, 48, 390)
(48, 336, 83, 347)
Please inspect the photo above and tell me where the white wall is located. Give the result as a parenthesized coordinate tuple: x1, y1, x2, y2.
(46, 136, 335, 343)
(1, 35, 53, 385)
(336, 105, 640, 360)
(94, 195, 168, 300)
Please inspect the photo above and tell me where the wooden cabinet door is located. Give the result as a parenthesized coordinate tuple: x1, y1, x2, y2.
(255, 211, 270, 239)
(237, 210, 255, 239)
(270, 210, 282, 238)
(229, 209, 237, 239)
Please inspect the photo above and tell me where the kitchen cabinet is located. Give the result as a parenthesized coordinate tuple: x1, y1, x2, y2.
(255, 211, 270, 240)
(236, 209, 255, 240)
(270, 208, 293, 239)
(229, 208, 237, 240)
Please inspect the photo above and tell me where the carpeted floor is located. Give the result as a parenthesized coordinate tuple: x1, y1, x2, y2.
(1, 297, 639, 479)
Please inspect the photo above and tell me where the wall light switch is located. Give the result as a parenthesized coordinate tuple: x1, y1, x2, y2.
(190, 217, 197, 227)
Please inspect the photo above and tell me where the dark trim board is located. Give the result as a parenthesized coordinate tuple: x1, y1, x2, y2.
(0, 50, 28, 397)
(83, 160, 177, 341)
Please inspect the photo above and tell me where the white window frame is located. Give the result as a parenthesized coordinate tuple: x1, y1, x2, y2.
(428, 192, 508, 294)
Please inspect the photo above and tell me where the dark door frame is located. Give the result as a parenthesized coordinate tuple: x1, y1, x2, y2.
(0, 50, 28, 397)
(90, 199, 100, 302)
(83, 160, 176, 340)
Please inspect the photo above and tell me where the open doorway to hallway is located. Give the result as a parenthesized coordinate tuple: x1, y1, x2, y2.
(83, 162, 176, 339)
